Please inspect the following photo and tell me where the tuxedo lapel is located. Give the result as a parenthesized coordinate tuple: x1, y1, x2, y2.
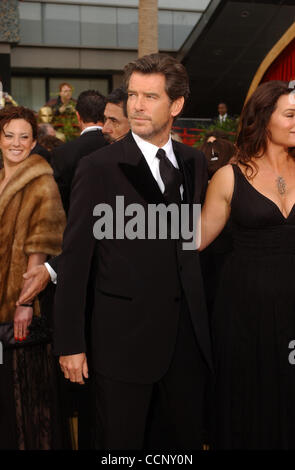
(119, 133, 166, 205)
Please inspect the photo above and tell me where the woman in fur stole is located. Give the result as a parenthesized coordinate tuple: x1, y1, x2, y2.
(0, 106, 66, 449)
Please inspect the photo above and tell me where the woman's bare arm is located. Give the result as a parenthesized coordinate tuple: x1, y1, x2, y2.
(199, 164, 234, 251)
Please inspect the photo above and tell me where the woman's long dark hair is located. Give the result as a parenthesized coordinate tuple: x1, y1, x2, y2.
(236, 80, 295, 178)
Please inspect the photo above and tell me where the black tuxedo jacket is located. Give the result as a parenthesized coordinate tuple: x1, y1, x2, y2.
(51, 129, 107, 213)
(30, 142, 51, 165)
(52, 132, 213, 383)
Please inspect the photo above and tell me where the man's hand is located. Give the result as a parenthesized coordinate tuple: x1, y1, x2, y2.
(16, 265, 50, 305)
(59, 353, 88, 385)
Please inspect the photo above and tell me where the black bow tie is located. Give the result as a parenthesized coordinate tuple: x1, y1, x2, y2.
(156, 148, 183, 204)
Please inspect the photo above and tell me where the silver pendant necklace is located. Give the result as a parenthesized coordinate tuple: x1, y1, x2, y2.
(276, 176, 286, 195)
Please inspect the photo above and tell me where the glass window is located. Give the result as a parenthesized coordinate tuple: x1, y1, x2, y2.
(81, 6, 117, 48)
(159, 11, 173, 50)
(11, 77, 46, 112)
(159, 0, 210, 10)
(19, 2, 42, 44)
(173, 12, 201, 49)
(117, 8, 138, 49)
(44, 4, 80, 46)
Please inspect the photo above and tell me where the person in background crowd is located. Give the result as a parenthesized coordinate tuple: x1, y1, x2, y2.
(46, 83, 79, 141)
(200, 80, 295, 449)
(102, 87, 130, 143)
(39, 135, 64, 152)
(200, 137, 236, 179)
(51, 89, 107, 215)
(0, 106, 66, 450)
(47, 90, 107, 450)
(46, 82, 76, 118)
(38, 123, 56, 138)
(216, 102, 230, 123)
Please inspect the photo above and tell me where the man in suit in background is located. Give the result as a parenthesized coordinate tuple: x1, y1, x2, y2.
(216, 101, 231, 123)
(51, 89, 107, 214)
(19, 54, 213, 450)
(48, 89, 106, 449)
(102, 87, 130, 143)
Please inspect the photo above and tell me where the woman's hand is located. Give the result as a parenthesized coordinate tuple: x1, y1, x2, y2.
(14, 305, 33, 341)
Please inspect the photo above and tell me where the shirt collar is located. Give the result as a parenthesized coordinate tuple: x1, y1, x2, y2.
(132, 131, 175, 165)
(81, 125, 102, 136)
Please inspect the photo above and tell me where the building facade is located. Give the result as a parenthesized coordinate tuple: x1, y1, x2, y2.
(1, 0, 211, 110)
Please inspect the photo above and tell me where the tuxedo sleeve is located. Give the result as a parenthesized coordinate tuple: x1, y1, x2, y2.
(53, 155, 101, 355)
(47, 255, 59, 273)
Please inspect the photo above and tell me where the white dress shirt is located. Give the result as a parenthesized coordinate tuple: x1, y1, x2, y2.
(80, 125, 102, 135)
(132, 132, 183, 198)
(218, 113, 228, 122)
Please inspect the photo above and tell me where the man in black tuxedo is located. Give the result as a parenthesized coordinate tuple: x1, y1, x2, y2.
(19, 54, 213, 450)
(51, 89, 107, 214)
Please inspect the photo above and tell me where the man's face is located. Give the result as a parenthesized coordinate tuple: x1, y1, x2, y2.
(218, 103, 227, 116)
(60, 85, 72, 102)
(102, 102, 130, 142)
(127, 72, 183, 146)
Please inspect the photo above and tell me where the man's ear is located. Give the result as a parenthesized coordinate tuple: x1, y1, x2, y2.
(171, 96, 184, 118)
(76, 111, 82, 125)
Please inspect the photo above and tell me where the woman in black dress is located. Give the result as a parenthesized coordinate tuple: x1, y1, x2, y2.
(199, 80, 295, 449)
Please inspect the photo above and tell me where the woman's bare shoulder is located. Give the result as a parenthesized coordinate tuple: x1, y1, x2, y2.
(208, 164, 235, 202)
(210, 163, 235, 185)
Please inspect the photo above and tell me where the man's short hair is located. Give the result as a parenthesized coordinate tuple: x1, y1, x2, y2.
(123, 53, 190, 104)
(106, 87, 128, 117)
(76, 90, 106, 123)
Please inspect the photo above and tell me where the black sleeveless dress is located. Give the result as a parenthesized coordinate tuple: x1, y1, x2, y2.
(212, 164, 295, 449)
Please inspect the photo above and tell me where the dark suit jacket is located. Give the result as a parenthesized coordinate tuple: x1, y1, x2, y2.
(30, 142, 51, 165)
(52, 132, 213, 384)
(51, 129, 107, 214)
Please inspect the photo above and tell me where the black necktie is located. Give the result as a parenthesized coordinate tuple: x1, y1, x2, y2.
(156, 148, 183, 204)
